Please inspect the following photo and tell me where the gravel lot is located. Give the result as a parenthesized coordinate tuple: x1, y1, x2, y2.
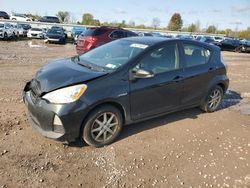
(0, 39, 249, 188)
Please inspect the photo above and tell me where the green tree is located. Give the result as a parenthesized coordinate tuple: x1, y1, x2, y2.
(92, 19, 101, 26)
(82, 13, 94, 25)
(187, 23, 197, 32)
(206, 25, 217, 33)
(167, 13, 183, 31)
(56, 11, 70, 23)
(239, 27, 250, 39)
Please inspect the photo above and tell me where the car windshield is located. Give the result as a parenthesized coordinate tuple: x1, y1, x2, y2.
(79, 39, 148, 71)
(31, 28, 42, 31)
(0, 24, 4, 28)
(47, 29, 63, 34)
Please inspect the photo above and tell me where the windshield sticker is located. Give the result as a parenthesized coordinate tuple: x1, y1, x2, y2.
(105, 64, 117, 69)
(130, 43, 148, 49)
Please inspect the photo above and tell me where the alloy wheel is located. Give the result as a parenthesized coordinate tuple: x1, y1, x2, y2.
(207, 88, 222, 111)
(90, 112, 119, 143)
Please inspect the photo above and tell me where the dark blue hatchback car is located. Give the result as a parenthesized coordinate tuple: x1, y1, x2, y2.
(23, 37, 229, 147)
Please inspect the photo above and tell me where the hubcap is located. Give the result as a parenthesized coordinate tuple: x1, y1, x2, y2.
(91, 112, 119, 143)
(208, 89, 222, 110)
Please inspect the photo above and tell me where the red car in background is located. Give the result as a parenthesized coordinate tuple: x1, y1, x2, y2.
(76, 26, 138, 54)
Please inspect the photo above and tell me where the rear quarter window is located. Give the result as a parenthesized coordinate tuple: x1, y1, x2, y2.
(183, 43, 211, 67)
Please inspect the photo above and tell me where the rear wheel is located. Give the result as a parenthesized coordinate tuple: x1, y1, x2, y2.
(83, 105, 122, 147)
(200, 86, 224, 112)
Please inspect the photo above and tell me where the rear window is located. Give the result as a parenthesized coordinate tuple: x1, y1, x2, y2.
(0, 24, 4, 28)
(183, 44, 211, 67)
(82, 28, 107, 36)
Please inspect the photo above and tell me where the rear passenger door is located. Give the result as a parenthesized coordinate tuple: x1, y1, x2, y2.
(180, 42, 214, 107)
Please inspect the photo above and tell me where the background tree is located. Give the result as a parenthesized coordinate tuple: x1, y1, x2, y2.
(152, 17, 160, 30)
(167, 13, 183, 31)
(82, 13, 94, 25)
(56, 11, 70, 23)
(25, 13, 41, 21)
(238, 27, 250, 39)
(206, 25, 217, 33)
(187, 23, 197, 32)
(92, 19, 101, 26)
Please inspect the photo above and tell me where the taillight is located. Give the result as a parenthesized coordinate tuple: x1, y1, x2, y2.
(89, 36, 97, 42)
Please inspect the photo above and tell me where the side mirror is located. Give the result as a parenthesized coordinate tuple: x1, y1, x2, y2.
(132, 69, 154, 79)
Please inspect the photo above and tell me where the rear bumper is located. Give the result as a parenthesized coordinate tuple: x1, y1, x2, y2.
(23, 90, 89, 142)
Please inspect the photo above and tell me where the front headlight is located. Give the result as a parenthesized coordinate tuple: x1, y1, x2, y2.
(42, 84, 87, 104)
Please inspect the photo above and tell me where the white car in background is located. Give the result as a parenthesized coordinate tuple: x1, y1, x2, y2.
(212, 36, 224, 42)
(27, 28, 45, 39)
(10, 13, 32, 22)
(13, 23, 24, 37)
(0, 22, 15, 39)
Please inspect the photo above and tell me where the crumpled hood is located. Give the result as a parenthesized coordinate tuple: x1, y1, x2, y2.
(30, 57, 107, 95)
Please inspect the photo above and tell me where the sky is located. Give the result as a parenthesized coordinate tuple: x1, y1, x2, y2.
(0, 0, 249, 30)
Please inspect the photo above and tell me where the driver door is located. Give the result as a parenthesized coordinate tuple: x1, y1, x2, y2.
(129, 42, 184, 120)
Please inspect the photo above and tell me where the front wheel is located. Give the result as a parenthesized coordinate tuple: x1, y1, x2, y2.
(83, 105, 122, 147)
(200, 86, 224, 112)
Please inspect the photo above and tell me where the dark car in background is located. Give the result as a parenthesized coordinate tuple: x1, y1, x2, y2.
(214, 39, 241, 52)
(238, 40, 250, 53)
(23, 37, 229, 147)
(19, 23, 31, 36)
(76, 26, 138, 54)
(39, 16, 60, 23)
(45, 28, 66, 44)
(0, 11, 9, 19)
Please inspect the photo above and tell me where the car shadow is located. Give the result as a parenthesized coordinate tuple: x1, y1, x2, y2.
(68, 90, 242, 148)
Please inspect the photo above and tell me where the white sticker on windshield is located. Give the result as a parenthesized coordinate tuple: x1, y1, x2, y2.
(105, 64, 117, 69)
(130, 43, 148, 49)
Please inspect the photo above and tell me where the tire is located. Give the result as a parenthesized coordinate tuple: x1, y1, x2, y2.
(200, 86, 224, 112)
(83, 105, 123, 147)
(3, 32, 7, 40)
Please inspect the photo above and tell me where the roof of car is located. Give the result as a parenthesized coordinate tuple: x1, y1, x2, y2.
(122, 37, 219, 50)
(122, 36, 172, 45)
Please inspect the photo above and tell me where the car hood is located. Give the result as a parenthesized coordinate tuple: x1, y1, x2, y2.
(29, 57, 107, 95)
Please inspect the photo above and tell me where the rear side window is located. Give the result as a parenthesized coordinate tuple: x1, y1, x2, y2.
(183, 44, 211, 67)
(110, 31, 124, 39)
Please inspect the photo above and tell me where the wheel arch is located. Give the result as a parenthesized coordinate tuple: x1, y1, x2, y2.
(83, 100, 126, 127)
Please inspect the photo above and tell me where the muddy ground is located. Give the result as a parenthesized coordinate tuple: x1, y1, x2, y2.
(0, 40, 249, 188)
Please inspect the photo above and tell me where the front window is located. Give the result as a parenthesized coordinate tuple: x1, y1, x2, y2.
(47, 29, 63, 34)
(133, 43, 179, 74)
(79, 39, 148, 71)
